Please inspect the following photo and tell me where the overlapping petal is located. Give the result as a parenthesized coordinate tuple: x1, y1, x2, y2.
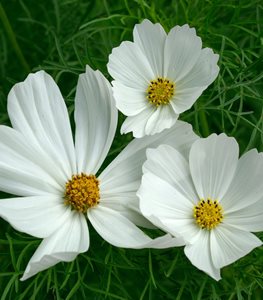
(144, 104, 178, 136)
(100, 121, 198, 227)
(74, 65, 118, 174)
(164, 24, 202, 81)
(190, 134, 239, 200)
(184, 230, 221, 280)
(88, 206, 184, 249)
(108, 41, 154, 89)
(8, 71, 76, 178)
(133, 19, 166, 75)
(169, 47, 219, 114)
(143, 145, 197, 201)
(99, 194, 155, 229)
(111, 81, 147, 116)
(120, 107, 154, 137)
(138, 173, 194, 238)
(89, 206, 152, 248)
(177, 48, 219, 89)
(0, 196, 70, 238)
(210, 224, 262, 269)
(0, 126, 64, 196)
(170, 86, 207, 114)
(221, 149, 263, 212)
(101, 121, 198, 193)
(225, 199, 263, 232)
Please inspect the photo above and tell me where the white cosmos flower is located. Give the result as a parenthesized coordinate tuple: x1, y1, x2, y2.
(0, 66, 198, 280)
(138, 134, 263, 280)
(107, 19, 219, 138)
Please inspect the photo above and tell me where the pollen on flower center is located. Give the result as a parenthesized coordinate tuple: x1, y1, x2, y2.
(193, 198, 223, 230)
(64, 173, 100, 213)
(147, 77, 175, 107)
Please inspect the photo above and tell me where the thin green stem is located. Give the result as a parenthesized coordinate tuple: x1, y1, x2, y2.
(0, 3, 30, 73)
(199, 108, 210, 137)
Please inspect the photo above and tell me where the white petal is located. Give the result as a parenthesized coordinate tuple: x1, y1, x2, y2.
(225, 198, 263, 232)
(121, 107, 154, 138)
(138, 173, 194, 235)
(0, 126, 64, 196)
(21, 212, 89, 281)
(139, 161, 200, 243)
(141, 233, 185, 248)
(165, 219, 201, 244)
(74, 65, 118, 174)
(170, 86, 206, 114)
(107, 41, 154, 89)
(8, 71, 76, 178)
(99, 193, 155, 229)
(143, 145, 197, 202)
(0, 195, 70, 238)
(184, 230, 221, 281)
(164, 24, 202, 82)
(190, 134, 239, 200)
(88, 206, 183, 249)
(145, 104, 178, 135)
(177, 48, 219, 89)
(133, 19, 166, 75)
(89, 206, 150, 247)
(101, 121, 198, 193)
(210, 224, 262, 269)
(112, 81, 148, 116)
(221, 149, 263, 212)
(99, 121, 198, 227)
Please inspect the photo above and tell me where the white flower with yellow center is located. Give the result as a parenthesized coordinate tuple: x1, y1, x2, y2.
(0, 67, 198, 280)
(138, 134, 263, 280)
(107, 19, 219, 138)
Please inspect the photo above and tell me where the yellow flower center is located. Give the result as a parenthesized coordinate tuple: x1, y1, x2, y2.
(64, 173, 100, 213)
(147, 77, 175, 107)
(193, 198, 223, 230)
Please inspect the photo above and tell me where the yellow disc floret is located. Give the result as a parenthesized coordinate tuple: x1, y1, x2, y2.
(64, 173, 100, 213)
(147, 77, 175, 107)
(194, 198, 223, 230)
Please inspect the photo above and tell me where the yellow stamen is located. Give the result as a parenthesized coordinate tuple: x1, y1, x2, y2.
(193, 198, 223, 230)
(64, 173, 100, 213)
(147, 77, 175, 107)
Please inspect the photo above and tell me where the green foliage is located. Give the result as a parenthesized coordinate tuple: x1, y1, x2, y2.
(0, 0, 262, 298)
